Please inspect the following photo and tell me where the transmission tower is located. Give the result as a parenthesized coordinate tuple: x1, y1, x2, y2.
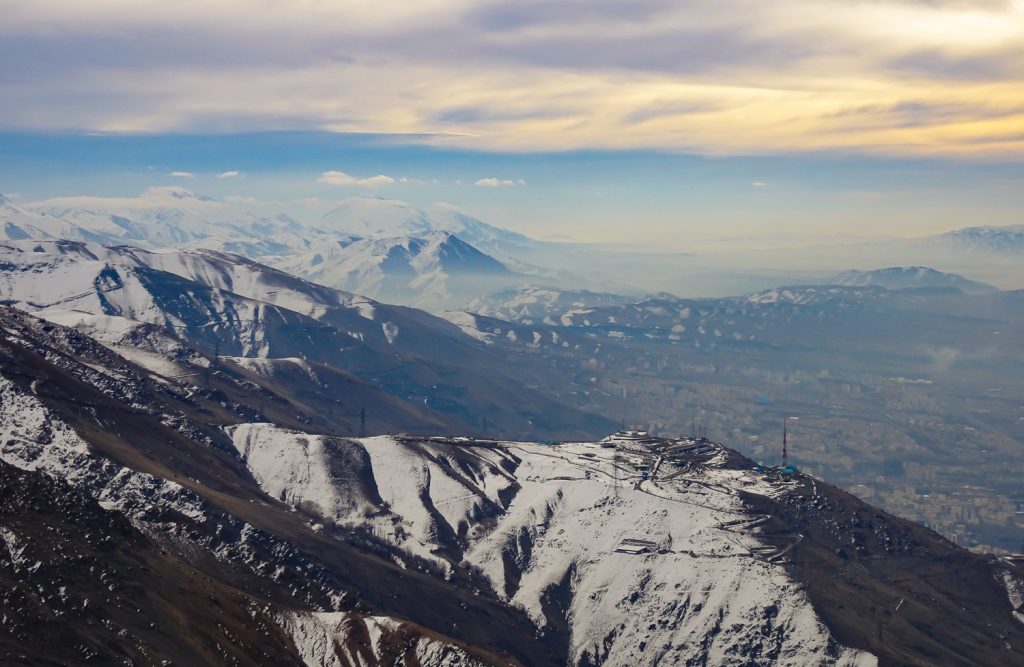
(783, 419, 788, 468)
(612, 448, 620, 499)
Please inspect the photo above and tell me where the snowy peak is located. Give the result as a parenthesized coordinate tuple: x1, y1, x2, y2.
(321, 197, 434, 237)
(13, 190, 541, 308)
(281, 231, 514, 309)
(414, 231, 510, 274)
(925, 224, 1024, 254)
(320, 197, 538, 259)
(228, 427, 874, 666)
(29, 188, 308, 255)
(832, 266, 998, 294)
(225, 426, 1024, 667)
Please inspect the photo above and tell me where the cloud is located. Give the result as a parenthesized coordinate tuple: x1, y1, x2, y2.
(318, 170, 396, 187)
(752, 181, 768, 188)
(359, 175, 396, 187)
(475, 177, 526, 187)
(1, 1, 1023, 156)
(170, 171, 194, 178)
(217, 170, 239, 178)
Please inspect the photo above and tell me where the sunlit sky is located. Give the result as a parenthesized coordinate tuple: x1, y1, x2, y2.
(1, 0, 1022, 246)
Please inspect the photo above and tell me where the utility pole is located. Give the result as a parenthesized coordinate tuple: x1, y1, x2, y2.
(782, 416, 798, 468)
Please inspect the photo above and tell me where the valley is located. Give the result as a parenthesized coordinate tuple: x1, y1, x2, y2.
(456, 286, 1024, 552)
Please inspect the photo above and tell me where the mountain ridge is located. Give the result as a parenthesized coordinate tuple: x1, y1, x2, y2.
(1, 305, 1021, 665)
(831, 266, 998, 294)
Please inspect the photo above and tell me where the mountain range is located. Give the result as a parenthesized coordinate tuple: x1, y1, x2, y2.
(279, 231, 513, 309)
(831, 266, 997, 294)
(0, 207, 1022, 663)
(0, 239, 612, 440)
(0, 303, 1021, 665)
(1, 191, 536, 309)
(6, 189, 1021, 309)
(924, 225, 1024, 254)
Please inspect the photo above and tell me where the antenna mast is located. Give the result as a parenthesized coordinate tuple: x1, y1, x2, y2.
(612, 448, 620, 499)
(783, 419, 788, 468)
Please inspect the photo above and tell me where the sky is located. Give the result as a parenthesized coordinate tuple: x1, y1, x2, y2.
(1, 0, 1022, 246)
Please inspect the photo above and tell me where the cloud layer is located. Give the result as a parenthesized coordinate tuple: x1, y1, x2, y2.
(318, 171, 395, 187)
(2, 1, 1023, 156)
(474, 177, 526, 187)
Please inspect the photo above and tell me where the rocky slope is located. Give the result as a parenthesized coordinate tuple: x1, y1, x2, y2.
(0, 240, 614, 440)
(0, 306, 559, 666)
(0, 306, 1021, 665)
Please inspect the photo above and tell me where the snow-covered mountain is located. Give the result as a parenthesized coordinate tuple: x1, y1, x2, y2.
(1, 305, 1020, 666)
(5, 190, 546, 308)
(0, 305, 550, 666)
(466, 285, 634, 325)
(451, 282, 1024, 356)
(832, 266, 998, 294)
(0, 239, 613, 440)
(281, 231, 514, 309)
(923, 225, 1024, 254)
(0, 193, 107, 243)
(28, 186, 310, 253)
(320, 198, 540, 261)
(231, 426, 879, 666)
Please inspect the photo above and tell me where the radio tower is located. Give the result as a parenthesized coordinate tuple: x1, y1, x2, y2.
(612, 448, 620, 499)
(782, 419, 788, 468)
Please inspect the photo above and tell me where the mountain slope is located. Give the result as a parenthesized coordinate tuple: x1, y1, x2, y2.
(743, 480, 1024, 666)
(28, 187, 309, 254)
(0, 306, 562, 666)
(831, 266, 997, 294)
(0, 194, 111, 244)
(226, 426, 1024, 667)
(19, 190, 550, 308)
(282, 231, 514, 309)
(0, 240, 614, 440)
(320, 198, 539, 261)
(466, 286, 634, 325)
(923, 225, 1024, 254)
(0, 306, 1021, 666)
